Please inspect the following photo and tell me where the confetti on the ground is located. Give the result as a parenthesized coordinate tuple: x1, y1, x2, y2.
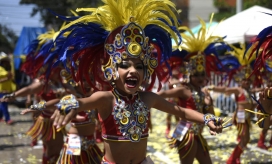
(1, 105, 272, 164)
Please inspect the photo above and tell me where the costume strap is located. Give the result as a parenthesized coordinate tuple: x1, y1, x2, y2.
(30, 100, 46, 111)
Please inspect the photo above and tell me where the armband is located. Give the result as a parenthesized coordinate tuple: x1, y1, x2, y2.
(3, 92, 15, 99)
(30, 100, 46, 111)
(203, 113, 221, 126)
(56, 94, 79, 115)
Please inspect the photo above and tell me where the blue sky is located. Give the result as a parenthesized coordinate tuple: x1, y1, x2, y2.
(0, 0, 42, 36)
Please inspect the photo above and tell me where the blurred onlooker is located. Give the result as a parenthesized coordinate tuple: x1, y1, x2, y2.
(0, 52, 16, 125)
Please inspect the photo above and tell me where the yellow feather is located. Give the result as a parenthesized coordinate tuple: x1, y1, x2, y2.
(179, 15, 225, 54)
(62, 0, 180, 44)
(229, 44, 256, 66)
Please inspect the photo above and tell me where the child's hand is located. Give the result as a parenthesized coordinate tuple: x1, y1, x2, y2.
(51, 108, 77, 129)
(20, 108, 41, 115)
(207, 119, 223, 135)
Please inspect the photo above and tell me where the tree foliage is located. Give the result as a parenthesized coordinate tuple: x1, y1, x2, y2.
(213, 0, 272, 21)
(20, 0, 102, 30)
(0, 24, 18, 53)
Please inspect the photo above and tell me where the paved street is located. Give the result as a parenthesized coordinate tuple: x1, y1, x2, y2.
(1, 105, 272, 164)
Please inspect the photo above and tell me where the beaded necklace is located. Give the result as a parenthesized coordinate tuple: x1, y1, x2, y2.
(190, 85, 205, 113)
(112, 89, 149, 142)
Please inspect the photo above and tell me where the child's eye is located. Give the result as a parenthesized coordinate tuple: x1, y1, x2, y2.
(136, 65, 143, 69)
(119, 64, 129, 69)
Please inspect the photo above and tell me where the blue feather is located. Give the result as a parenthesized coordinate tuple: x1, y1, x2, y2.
(219, 55, 241, 71)
(254, 26, 272, 57)
(204, 41, 232, 57)
(54, 22, 108, 72)
(23, 39, 39, 55)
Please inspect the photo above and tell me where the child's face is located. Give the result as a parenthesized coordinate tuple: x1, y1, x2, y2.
(240, 79, 251, 89)
(115, 58, 144, 96)
(190, 72, 207, 87)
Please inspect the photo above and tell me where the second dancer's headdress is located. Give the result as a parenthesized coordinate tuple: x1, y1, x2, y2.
(171, 15, 231, 83)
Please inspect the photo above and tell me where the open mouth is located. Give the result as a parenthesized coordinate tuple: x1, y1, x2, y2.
(125, 77, 138, 88)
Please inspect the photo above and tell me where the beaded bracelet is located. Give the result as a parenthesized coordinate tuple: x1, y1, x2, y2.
(203, 113, 222, 126)
(30, 100, 46, 111)
(55, 94, 79, 115)
(3, 92, 15, 99)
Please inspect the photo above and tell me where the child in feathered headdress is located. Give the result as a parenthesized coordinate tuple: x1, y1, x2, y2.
(47, 1, 224, 163)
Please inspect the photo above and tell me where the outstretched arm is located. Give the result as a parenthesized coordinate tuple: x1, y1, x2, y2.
(150, 92, 223, 134)
(21, 98, 60, 115)
(157, 86, 185, 99)
(2, 79, 43, 102)
(15, 80, 43, 97)
(207, 85, 240, 96)
(250, 87, 264, 93)
(51, 91, 111, 129)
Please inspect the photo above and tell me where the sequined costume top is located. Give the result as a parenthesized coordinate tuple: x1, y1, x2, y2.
(179, 89, 205, 113)
(235, 89, 252, 122)
(178, 87, 205, 134)
(98, 89, 150, 142)
(235, 89, 252, 103)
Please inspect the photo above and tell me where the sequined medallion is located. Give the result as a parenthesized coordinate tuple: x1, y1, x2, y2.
(112, 89, 149, 142)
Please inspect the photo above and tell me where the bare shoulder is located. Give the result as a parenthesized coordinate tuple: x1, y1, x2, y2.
(91, 91, 114, 101)
(138, 91, 157, 101)
(138, 91, 167, 108)
(90, 91, 114, 116)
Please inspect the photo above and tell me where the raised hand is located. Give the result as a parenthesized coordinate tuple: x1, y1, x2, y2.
(51, 94, 79, 131)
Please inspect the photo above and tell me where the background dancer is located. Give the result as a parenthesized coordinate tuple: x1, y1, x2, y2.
(158, 16, 232, 164)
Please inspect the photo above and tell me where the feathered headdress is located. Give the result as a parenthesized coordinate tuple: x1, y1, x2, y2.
(54, 0, 182, 92)
(21, 30, 58, 79)
(219, 43, 261, 86)
(170, 15, 231, 82)
(261, 58, 272, 83)
(21, 24, 77, 87)
(246, 18, 272, 85)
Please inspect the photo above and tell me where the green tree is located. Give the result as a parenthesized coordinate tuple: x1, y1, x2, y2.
(20, 0, 102, 30)
(0, 24, 18, 53)
(213, 0, 272, 21)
